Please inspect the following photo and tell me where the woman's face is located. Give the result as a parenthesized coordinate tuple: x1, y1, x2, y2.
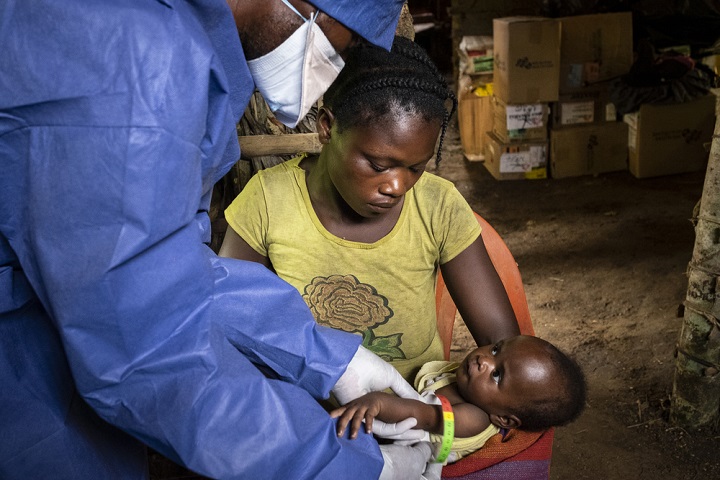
(322, 112, 441, 218)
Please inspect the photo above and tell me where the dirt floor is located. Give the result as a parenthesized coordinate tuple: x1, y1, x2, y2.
(432, 124, 720, 479)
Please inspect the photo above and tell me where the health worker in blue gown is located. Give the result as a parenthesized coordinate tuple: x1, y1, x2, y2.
(0, 1, 438, 479)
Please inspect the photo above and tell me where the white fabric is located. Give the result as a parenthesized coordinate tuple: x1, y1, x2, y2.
(246, 3, 343, 127)
(298, 16, 345, 125)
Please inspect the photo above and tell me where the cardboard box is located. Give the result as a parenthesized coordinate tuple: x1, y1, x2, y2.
(483, 132, 548, 180)
(492, 17, 561, 104)
(559, 12, 633, 93)
(551, 85, 615, 127)
(550, 122, 628, 178)
(457, 75, 494, 161)
(492, 97, 549, 143)
(624, 95, 716, 178)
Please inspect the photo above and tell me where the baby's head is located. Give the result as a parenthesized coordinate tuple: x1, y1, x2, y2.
(455, 335, 586, 431)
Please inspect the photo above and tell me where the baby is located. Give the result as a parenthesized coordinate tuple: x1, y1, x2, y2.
(331, 335, 586, 463)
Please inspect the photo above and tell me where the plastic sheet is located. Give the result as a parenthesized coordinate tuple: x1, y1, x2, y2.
(610, 40, 716, 115)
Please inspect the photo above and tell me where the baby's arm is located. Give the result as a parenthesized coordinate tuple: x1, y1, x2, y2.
(331, 387, 493, 439)
(435, 384, 493, 437)
(330, 391, 443, 439)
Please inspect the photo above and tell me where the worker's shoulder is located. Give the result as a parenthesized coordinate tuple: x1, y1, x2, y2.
(1, 1, 223, 119)
(2, 1, 211, 83)
(99, 2, 213, 58)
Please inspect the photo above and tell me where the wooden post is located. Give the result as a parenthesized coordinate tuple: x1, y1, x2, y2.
(238, 133, 322, 157)
(670, 111, 720, 427)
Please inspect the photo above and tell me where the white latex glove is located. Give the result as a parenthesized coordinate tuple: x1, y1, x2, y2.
(333, 346, 426, 441)
(379, 442, 440, 480)
(422, 461, 443, 480)
(334, 346, 422, 402)
(372, 417, 423, 440)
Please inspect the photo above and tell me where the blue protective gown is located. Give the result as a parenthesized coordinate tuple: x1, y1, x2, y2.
(0, 0, 402, 478)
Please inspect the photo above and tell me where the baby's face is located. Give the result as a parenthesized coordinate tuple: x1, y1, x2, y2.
(454, 335, 559, 421)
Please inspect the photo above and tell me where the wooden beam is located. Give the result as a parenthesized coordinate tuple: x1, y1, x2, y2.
(238, 133, 322, 157)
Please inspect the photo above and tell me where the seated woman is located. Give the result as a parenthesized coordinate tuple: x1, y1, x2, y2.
(220, 36, 519, 383)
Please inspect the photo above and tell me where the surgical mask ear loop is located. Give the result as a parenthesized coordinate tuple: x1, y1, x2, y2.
(282, 0, 322, 35)
(281, 0, 310, 22)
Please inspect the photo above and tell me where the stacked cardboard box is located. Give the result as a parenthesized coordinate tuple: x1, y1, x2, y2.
(492, 17, 561, 104)
(557, 12, 634, 95)
(484, 133, 549, 180)
(624, 94, 716, 178)
(483, 17, 560, 180)
(492, 98, 549, 143)
(549, 12, 634, 178)
(550, 123, 629, 178)
(551, 85, 613, 127)
(459, 10, 715, 180)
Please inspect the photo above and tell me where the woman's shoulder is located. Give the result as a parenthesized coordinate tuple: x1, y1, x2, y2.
(416, 171, 456, 190)
(255, 157, 305, 182)
(412, 172, 465, 208)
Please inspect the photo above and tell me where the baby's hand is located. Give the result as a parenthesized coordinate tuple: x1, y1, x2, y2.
(330, 392, 386, 439)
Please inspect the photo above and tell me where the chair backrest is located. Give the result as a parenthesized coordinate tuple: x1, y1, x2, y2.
(435, 212, 533, 360)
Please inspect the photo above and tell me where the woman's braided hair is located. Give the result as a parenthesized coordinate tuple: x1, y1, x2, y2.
(323, 36, 457, 165)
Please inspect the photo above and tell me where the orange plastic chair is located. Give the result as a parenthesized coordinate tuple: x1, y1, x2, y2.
(435, 212, 554, 480)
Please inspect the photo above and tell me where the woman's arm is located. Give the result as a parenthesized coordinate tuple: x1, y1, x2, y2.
(219, 225, 274, 270)
(331, 391, 443, 438)
(440, 235, 520, 346)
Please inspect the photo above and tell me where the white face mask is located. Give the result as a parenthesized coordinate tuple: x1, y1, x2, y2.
(246, 1, 345, 128)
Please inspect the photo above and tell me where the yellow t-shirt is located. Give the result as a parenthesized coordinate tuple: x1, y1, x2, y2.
(225, 157, 481, 382)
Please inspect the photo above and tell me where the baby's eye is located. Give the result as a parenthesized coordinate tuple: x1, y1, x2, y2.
(491, 369, 502, 384)
(491, 344, 499, 355)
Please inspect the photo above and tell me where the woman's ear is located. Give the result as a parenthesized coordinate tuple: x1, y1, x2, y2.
(317, 106, 335, 144)
(490, 413, 521, 430)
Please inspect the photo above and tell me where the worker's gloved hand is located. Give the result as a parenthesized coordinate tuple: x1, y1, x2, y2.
(379, 442, 439, 480)
(334, 346, 422, 402)
(333, 346, 425, 441)
(421, 461, 443, 480)
(372, 417, 423, 440)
